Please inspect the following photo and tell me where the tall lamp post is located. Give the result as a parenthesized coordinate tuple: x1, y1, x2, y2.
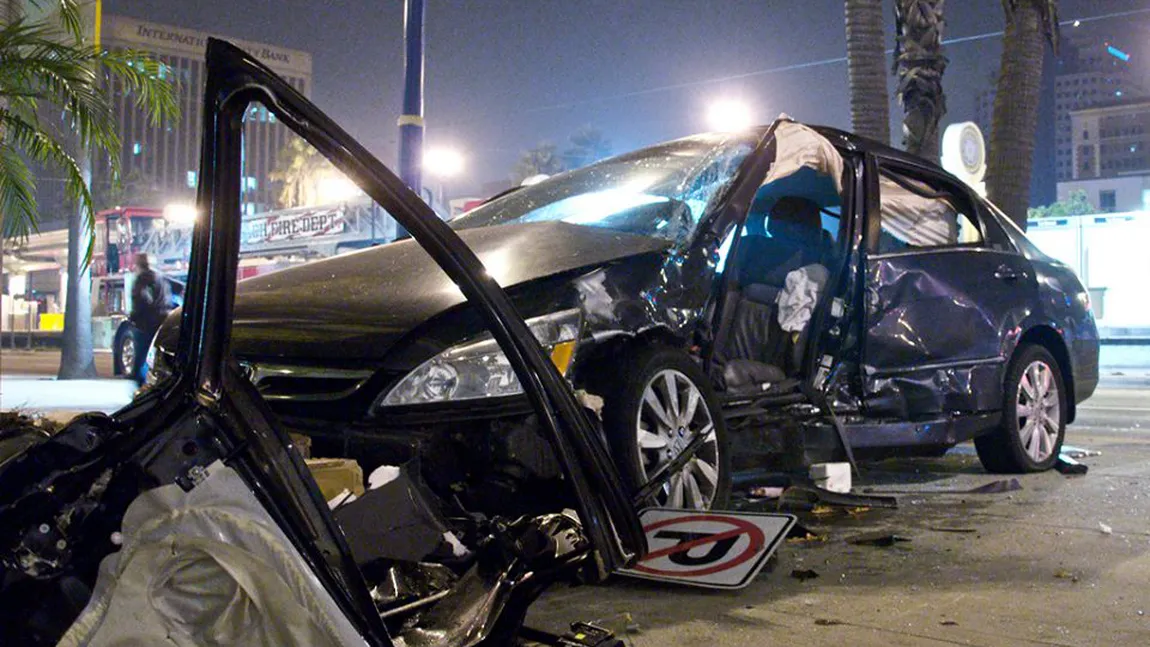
(396, 0, 425, 238)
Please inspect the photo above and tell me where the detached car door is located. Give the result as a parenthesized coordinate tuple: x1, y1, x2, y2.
(0, 39, 643, 647)
(861, 159, 1038, 418)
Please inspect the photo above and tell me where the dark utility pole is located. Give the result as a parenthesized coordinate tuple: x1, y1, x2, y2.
(397, 0, 425, 238)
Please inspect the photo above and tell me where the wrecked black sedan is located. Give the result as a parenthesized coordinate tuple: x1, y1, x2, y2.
(152, 91, 1098, 517)
(0, 40, 646, 646)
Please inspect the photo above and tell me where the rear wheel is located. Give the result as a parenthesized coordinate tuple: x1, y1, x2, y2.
(975, 344, 1066, 473)
(599, 346, 731, 510)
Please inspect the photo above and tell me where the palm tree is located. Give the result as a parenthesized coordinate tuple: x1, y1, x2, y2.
(269, 137, 335, 208)
(844, 0, 891, 144)
(563, 126, 612, 170)
(0, 2, 177, 378)
(986, 0, 1059, 230)
(894, 0, 948, 160)
(512, 142, 565, 184)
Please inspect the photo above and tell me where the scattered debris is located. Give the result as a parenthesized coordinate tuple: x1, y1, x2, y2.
(1099, 522, 1113, 535)
(846, 531, 911, 547)
(810, 462, 852, 494)
(786, 523, 827, 544)
(574, 389, 605, 418)
(1056, 454, 1089, 475)
(778, 484, 898, 511)
(305, 457, 365, 501)
(1054, 569, 1080, 582)
(1062, 445, 1101, 459)
(749, 486, 786, 499)
(810, 504, 836, 517)
(814, 618, 843, 626)
(790, 568, 820, 581)
(928, 525, 977, 534)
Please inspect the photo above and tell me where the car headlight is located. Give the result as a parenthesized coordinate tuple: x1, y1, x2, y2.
(376, 309, 582, 408)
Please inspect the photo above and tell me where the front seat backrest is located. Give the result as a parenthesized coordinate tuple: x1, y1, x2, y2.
(767, 196, 822, 250)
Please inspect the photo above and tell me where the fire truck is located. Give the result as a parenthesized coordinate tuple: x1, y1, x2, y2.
(105, 199, 397, 374)
(3, 199, 402, 372)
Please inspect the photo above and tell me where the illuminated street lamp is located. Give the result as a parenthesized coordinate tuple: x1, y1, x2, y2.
(706, 99, 753, 132)
(422, 147, 465, 216)
(163, 203, 198, 226)
(423, 147, 465, 179)
(316, 174, 361, 204)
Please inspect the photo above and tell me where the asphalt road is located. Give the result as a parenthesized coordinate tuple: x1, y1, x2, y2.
(530, 383, 1150, 646)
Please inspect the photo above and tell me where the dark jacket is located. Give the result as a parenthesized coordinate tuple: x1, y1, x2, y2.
(130, 269, 171, 331)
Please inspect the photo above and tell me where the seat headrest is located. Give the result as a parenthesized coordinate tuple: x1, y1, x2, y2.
(767, 196, 822, 246)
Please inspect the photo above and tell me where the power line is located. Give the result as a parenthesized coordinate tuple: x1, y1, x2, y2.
(517, 7, 1150, 116)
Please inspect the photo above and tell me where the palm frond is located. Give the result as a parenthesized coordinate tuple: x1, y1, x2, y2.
(1, 108, 95, 256)
(0, 145, 38, 241)
(0, 12, 177, 247)
(23, 0, 85, 42)
(97, 49, 179, 125)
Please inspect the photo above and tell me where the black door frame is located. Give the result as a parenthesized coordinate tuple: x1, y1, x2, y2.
(150, 39, 645, 644)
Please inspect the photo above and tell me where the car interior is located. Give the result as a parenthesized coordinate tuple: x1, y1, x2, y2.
(715, 163, 846, 401)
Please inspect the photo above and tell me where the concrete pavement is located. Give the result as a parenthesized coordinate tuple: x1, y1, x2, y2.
(0, 374, 135, 414)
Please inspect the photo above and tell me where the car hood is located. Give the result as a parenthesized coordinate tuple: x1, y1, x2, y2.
(217, 221, 671, 363)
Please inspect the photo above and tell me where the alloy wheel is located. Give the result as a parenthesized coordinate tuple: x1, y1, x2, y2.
(634, 369, 720, 509)
(120, 335, 135, 376)
(1016, 360, 1061, 463)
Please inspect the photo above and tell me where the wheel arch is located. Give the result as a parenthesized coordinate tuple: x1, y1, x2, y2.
(571, 324, 692, 390)
(1014, 324, 1076, 424)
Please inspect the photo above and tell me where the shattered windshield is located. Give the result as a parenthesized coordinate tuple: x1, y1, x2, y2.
(452, 133, 758, 242)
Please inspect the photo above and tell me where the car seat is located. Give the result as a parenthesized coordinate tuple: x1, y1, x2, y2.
(721, 197, 829, 396)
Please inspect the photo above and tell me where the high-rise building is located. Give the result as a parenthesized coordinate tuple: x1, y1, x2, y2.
(1053, 99, 1150, 214)
(1053, 29, 1144, 182)
(94, 16, 313, 216)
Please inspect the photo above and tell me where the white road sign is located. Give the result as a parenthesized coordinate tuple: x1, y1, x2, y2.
(620, 508, 796, 589)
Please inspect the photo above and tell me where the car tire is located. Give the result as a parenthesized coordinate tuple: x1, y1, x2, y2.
(975, 344, 1067, 474)
(597, 345, 731, 510)
(116, 328, 136, 378)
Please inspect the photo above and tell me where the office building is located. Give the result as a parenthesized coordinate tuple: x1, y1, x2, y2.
(95, 16, 313, 215)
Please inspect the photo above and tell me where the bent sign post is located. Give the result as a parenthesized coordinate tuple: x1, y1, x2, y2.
(620, 509, 796, 589)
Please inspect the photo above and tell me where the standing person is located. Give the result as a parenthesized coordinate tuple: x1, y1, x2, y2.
(128, 253, 171, 385)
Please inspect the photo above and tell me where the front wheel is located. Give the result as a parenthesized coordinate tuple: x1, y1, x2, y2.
(598, 346, 731, 510)
(115, 328, 136, 377)
(975, 344, 1067, 473)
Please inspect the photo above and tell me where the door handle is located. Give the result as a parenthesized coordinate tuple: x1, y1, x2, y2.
(994, 265, 1020, 281)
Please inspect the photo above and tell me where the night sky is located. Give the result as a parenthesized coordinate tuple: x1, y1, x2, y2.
(105, 0, 1150, 194)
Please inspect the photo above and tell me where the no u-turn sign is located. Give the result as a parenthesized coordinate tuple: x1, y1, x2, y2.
(620, 509, 796, 589)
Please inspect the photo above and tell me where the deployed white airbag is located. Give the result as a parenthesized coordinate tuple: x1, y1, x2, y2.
(777, 264, 829, 333)
(878, 174, 960, 247)
(58, 463, 368, 647)
(761, 120, 844, 194)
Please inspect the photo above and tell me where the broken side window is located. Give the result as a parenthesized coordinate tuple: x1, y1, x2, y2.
(876, 170, 983, 253)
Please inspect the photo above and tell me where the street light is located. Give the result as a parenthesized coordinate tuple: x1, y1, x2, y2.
(706, 99, 753, 132)
(316, 174, 361, 204)
(423, 147, 465, 179)
(163, 203, 198, 226)
(422, 148, 465, 217)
